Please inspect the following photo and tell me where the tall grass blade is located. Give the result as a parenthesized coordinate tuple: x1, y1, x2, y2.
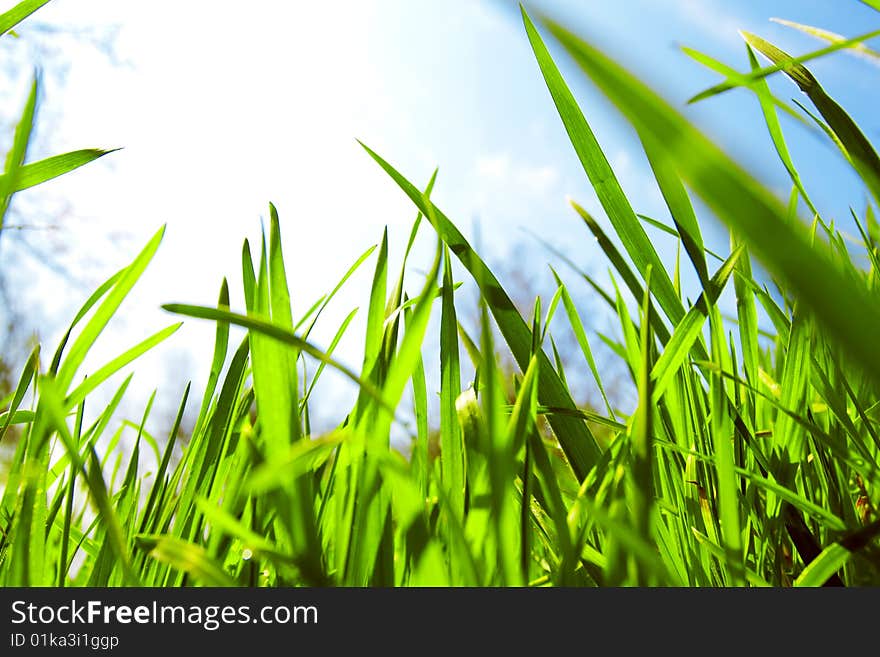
(358, 141, 601, 481)
(534, 12, 880, 388)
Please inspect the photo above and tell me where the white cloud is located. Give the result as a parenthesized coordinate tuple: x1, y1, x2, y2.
(475, 153, 558, 195)
(476, 153, 511, 179)
(670, 0, 752, 47)
(515, 164, 558, 195)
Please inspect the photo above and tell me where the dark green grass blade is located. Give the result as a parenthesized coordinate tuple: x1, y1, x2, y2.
(358, 141, 601, 481)
(535, 12, 880, 388)
(570, 201, 673, 346)
(641, 137, 710, 292)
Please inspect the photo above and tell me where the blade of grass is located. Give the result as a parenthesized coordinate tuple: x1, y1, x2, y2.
(0, 0, 52, 36)
(523, 13, 685, 331)
(358, 141, 601, 481)
(0, 149, 118, 195)
(0, 75, 37, 230)
(534, 11, 880, 388)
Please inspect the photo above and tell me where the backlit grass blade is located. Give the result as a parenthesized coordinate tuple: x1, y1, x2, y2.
(65, 323, 182, 409)
(775, 306, 811, 461)
(523, 10, 686, 333)
(302, 308, 358, 406)
(191, 279, 230, 439)
(551, 273, 615, 418)
(162, 304, 389, 413)
(0, 0, 51, 35)
(711, 321, 744, 585)
(570, 201, 673, 346)
(772, 18, 880, 61)
(508, 354, 540, 584)
(689, 26, 880, 102)
(743, 32, 880, 205)
(682, 46, 809, 124)
(0, 344, 38, 443)
(361, 228, 388, 388)
(535, 11, 880, 388)
(248, 434, 345, 493)
(0, 75, 37, 229)
(630, 268, 655, 585)
(641, 137, 710, 292)
(138, 383, 189, 535)
(299, 244, 376, 340)
(797, 522, 880, 587)
(136, 535, 235, 587)
(39, 376, 138, 585)
(359, 141, 601, 481)
(49, 269, 125, 375)
(440, 246, 466, 519)
(0, 148, 118, 194)
(743, 45, 818, 217)
(651, 246, 742, 400)
(56, 226, 165, 393)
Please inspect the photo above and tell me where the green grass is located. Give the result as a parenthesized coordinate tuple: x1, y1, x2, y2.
(1, 1, 879, 587)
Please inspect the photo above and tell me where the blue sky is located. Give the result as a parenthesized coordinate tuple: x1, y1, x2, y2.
(2, 0, 879, 428)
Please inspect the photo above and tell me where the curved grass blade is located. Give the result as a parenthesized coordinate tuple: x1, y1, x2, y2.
(162, 303, 391, 416)
(689, 26, 880, 102)
(771, 18, 880, 62)
(135, 535, 235, 587)
(743, 31, 880, 204)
